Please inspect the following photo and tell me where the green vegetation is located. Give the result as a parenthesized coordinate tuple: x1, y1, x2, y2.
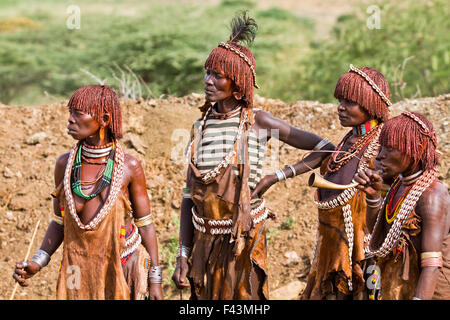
(0, 0, 448, 105)
(161, 235, 179, 288)
(0, 0, 314, 105)
(281, 216, 295, 230)
(266, 227, 279, 244)
(293, 0, 449, 103)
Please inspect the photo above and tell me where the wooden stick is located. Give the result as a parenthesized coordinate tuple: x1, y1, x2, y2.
(9, 219, 41, 300)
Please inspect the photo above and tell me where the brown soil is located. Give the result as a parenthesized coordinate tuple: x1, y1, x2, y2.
(0, 93, 448, 300)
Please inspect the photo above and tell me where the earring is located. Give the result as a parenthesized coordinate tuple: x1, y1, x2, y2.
(99, 127, 105, 141)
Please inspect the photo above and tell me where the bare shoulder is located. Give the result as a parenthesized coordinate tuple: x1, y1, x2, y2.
(123, 152, 145, 176)
(254, 109, 274, 127)
(416, 180, 450, 220)
(54, 152, 70, 185)
(254, 109, 284, 135)
(420, 180, 449, 204)
(55, 152, 70, 169)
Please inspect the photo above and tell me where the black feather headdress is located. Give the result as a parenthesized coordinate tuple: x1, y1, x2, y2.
(228, 11, 258, 46)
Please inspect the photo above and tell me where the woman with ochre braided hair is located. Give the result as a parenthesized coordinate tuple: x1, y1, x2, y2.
(301, 65, 392, 300)
(171, 12, 334, 300)
(354, 112, 449, 300)
(12, 85, 164, 300)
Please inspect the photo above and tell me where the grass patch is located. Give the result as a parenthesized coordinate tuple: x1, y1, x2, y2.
(281, 216, 295, 230)
(0, 0, 314, 105)
(0, 0, 447, 105)
(292, 0, 449, 103)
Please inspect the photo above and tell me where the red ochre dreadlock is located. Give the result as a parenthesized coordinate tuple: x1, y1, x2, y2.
(202, 11, 258, 113)
(334, 66, 391, 122)
(379, 111, 439, 171)
(67, 84, 123, 140)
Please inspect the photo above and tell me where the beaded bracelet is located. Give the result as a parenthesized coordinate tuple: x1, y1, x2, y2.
(182, 187, 191, 199)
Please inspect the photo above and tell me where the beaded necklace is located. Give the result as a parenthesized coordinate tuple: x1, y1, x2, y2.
(81, 155, 107, 165)
(365, 168, 439, 258)
(64, 141, 125, 230)
(80, 166, 106, 186)
(313, 126, 381, 292)
(352, 119, 378, 136)
(385, 179, 414, 224)
(71, 142, 115, 200)
(327, 125, 381, 173)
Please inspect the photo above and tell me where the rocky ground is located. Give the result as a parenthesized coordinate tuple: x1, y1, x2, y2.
(0, 93, 448, 300)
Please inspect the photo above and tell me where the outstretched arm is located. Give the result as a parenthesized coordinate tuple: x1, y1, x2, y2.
(127, 155, 163, 300)
(251, 110, 335, 198)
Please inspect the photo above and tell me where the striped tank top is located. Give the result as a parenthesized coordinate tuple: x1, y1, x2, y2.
(192, 107, 266, 191)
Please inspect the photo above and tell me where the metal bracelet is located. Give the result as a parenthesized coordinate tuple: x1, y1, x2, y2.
(149, 266, 163, 284)
(313, 137, 330, 151)
(275, 169, 287, 181)
(176, 245, 192, 259)
(366, 202, 381, 208)
(52, 215, 64, 225)
(30, 249, 51, 269)
(412, 296, 422, 300)
(366, 196, 381, 208)
(366, 196, 381, 203)
(134, 213, 153, 228)
(182, 187, 191, 199)
(286, 164, 296, 178)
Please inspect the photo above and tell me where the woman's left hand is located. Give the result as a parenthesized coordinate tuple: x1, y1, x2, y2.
(353, 168, 383, 198)
(149, 283, 164, 300)
(251, 174, 278, 199)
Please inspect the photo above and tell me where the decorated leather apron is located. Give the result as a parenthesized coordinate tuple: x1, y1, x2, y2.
(187, 107, 269, 300)
(53, 142, 149, 300)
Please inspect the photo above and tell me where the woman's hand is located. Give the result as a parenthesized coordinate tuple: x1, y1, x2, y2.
(148, 283, 164, 300)
(171, 257, 190, 290)
(354, 168, 383, 198)
(250, 174, 278, 199)
(12, 260, 40, 287)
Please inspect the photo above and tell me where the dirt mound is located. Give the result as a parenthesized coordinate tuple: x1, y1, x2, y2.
(0, 93, 448, 299)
